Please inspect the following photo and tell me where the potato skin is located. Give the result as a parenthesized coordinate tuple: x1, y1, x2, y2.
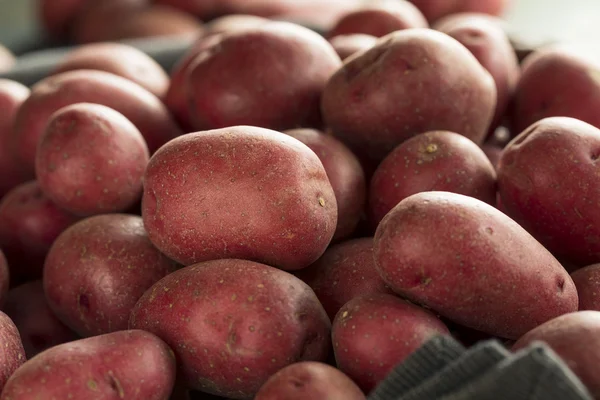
(205, 14, 269, 35)
(186, 22, 342, 132)
(4, 281, 78, 359)
(332, 294, 449, 393)
(571, 265, 600, 311)
(54, 43, 170, 99)
(11, 69, 181, 178)
(0, 330, 176, 400)
(434, 14, 519, 132)
(321, 29, 497, 165)
(409, 0, 509, 23)
(512, 47, 600, 135)
(129, 259, 331, 399)
(298, 238, 392, 320)
(369, 131, 497, 227)
(329, 34, 378, 61)
(0, 181, 81, 283)
(0, 311, 26, 392)
(255, 361, 365, 400)
(0, 80, 29, 199)
(512, 311, 600, 398)
(374, 191, 578, 339)
(498, 117, 600, 266)
(43, 214, 178, 337)
(284, 128, 365, 241)
(35, 103, 149, 217)
(142, 126, 337, 270)
(328, 2, 428, 39)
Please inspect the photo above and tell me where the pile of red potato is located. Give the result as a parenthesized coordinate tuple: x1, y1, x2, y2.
(2, 0, 600, 399)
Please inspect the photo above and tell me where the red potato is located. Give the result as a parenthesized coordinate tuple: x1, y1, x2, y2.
(374, 191, 578, 339)
(255, 362, 365, 400)
(571, 265, 600, 311)
(0, 45, 14, 73)
(0, 181, 81, 283)
(129, 259, 331, 399)
(0, 250, 9, 306)
(186, 22, 342, 132)
(1, 330, 176, 400)
(328, 1, 428, 39)
(54, 43, 169, 99)
(142, 126, 337, 270)
(35, 103, 150, 217)
(511, 46, 600, 135)
(39, 0, 89, 38)
(0, 312, 26, 392)
(329, 34, 378, 61)
(4, 281, 78, 359)
(43, 214, 179, 337)
(512, 311, 600, 398)
(71, 0, 146, 44)
(298, 238, 392, 320)
(284, 128, 366, 241)
(498, 117, 600, 267)
(332, 294, 449, 393)
(409, 0, 510, 23)
(11, 69, 181, 179)
(205, 14, 269, 35)
(0, 80, 30, 199)
(434, 14, 520, 132)
(368, 130, 497, 227)
(322, 29, 497, 166)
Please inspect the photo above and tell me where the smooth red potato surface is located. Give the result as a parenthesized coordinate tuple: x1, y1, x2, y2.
(368, 131, 497, 227)
(498, 117, 600, 266)
(322, 29, 497, 165)
(434, 14, 519, 132)
(142, 126, 337, 270)
(0, 80, 30, 199)
(298, 238, 392, 320)
(374, 191, 578, 339)
(11, 69, 181, 178)
(255, 362, 365, 400)
(0, 311, 26, 393)
(35, 103, 149, 217)
(571, 265, 600, 311)
(0, 181, 81, 283)
(511, 46, 600, 135)
(329, 34, 378, 60)
(54, 43, 170, 99)
(4, 281, 78, 358)
(1, 330, 176, 400)
(409, 0, 510, 23)
(43, 214, 178, 337)
(129, 259, 331, 399)
(284, 128, 365, 241)
(328, 2, 428, 39)
(332, 294, 449, 393)
(513, 311, 600, 398)
(186, 22, 341, 132)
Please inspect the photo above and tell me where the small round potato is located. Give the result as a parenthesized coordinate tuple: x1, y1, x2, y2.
(322, 29, 497, 165)
(35, 103, 150, 217)
(142, 126, 337, 270)
(571, 265, 600, 311)
(44, 214, 179, 337)
(0, 181, 81, 283)
(255, 361, 365, 400)
(129, 259, 331, 399)
(0, 311, 26, 392)
(4, 281, 78, 358)
(1, 330, 176, 400)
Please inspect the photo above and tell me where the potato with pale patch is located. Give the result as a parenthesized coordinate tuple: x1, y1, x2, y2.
(35, 103, 149, 217)
(129, 259, 331, 399)
(332, 294, 449, 393)
(374, 191, 578, 339)
(255, 361, 365, 400)
(142, 125, 337, 270)
(44, 214, 179, 337)
(0, 330, 176, 400)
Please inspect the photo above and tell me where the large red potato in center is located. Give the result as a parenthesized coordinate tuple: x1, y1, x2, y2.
(142, 126, 337, 270)
(374, 191, 578, 339)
